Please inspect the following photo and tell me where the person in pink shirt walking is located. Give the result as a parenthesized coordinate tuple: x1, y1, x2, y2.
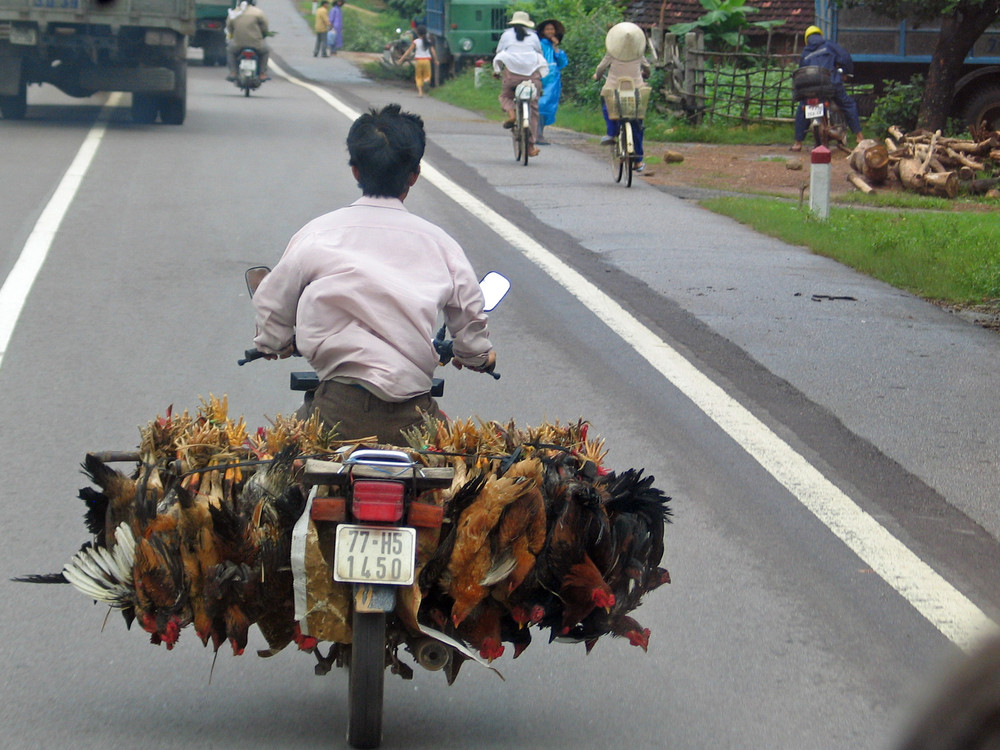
(251, 104, 497, 443)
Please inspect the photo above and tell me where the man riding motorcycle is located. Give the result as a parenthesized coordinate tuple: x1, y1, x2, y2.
(791, 25, 863, 151)
(226, 0, 271, 82)
(250, 104, 497, 444)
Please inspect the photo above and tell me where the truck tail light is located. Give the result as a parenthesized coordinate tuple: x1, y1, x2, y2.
(351, 480, 405, 522)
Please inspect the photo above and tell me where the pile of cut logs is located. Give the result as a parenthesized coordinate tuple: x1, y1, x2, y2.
(847, 126, 1000, 198)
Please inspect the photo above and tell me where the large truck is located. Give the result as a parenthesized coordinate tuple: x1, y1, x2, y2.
(0, 0, 195, 124)
(191, 0, 229, 67)
(424, 0, 509, 75)
(816, 0, 1000, 129)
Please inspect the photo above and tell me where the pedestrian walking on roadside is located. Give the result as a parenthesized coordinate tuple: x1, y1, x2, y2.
(328, 0, 344, 54)
(536, 19, 567, 145)
(399, 25, 437, 97)
(314, 0, 331, 57)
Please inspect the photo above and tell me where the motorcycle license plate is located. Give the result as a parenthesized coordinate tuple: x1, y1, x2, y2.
(804, 103, 824, 118)
(333, 524, 415, 585)
(239, 59, 256, 75)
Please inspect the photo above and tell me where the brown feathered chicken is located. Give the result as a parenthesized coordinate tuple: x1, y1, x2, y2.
(558, 553, 615, 634)
(446, 474, 534, 626)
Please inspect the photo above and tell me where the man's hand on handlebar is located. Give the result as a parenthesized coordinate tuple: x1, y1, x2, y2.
(453, 349, 496, 373)
(263, 343, 297, 360)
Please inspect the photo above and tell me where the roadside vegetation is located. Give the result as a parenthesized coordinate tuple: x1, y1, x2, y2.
(702, 197, 1000, 306)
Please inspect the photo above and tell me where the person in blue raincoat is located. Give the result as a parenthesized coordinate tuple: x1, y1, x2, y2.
(536, 19, 567, 145)
(791, 25, 863, 151)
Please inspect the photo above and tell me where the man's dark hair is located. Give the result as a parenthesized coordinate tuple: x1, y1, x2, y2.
(347, 104, 426, 198)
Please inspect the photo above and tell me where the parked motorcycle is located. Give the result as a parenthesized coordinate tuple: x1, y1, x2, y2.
(234, 47, 264, 96)
(240, 267, 509, 748)
(792, 65, 848, 152)
(381, 27, 415, 68)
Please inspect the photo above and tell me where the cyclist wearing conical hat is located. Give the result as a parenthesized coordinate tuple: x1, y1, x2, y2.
(593, 22, 651, 172)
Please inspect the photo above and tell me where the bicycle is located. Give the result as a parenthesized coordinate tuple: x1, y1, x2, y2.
(510, 80, 536, 166)
(603, 78, 650, 188)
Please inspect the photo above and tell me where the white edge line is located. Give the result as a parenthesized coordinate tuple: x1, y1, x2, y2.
(272, 65, 999, 652)
(0, 92, 123, 368)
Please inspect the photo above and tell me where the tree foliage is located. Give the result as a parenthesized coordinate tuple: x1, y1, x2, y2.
(669, 0, 784, 48)
(844, 0, 1000, 130)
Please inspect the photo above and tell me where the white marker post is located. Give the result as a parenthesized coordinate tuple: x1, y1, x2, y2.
(809, 145, 831, 219)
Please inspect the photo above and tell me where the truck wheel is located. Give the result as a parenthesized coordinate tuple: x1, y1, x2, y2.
(962, 85, 1000, 131)
(131, 93, 158, 124)
(0, 81, 27, 120)
(159, 64, 187, 125)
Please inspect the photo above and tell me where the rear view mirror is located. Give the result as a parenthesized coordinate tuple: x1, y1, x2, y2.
(245, 266, 270, 298)
(479, 272, 510, 312)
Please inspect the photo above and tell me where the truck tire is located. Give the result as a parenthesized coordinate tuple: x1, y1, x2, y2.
(131, 93, 158, 124)
(0, 80, 27, 120)
(159, 64, 187, 125)
(962, 85, 1000, 131)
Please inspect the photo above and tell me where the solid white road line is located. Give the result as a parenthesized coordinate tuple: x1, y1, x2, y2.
(0, 92, 123, 370)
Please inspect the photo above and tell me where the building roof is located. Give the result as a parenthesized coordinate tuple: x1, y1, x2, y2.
(626, 0, 815, 36)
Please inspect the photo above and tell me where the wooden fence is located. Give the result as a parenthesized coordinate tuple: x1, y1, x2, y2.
(647, 29, 873, 126)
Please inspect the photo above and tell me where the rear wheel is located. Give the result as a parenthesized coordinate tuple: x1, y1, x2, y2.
(159, 64, 187, 125)
(347, 611, 386, 749)
(520, 101, 530, 165)
(962, 85, 1000, 132)
(131, 93, 158, 124)
(0, 80, 27, 120)
(623, 121, 634, 188)
(609, 133, 624, 183)
(511, 119, 522, 161)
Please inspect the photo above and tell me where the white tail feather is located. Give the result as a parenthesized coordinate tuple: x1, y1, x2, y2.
(62, 522, 136, 607)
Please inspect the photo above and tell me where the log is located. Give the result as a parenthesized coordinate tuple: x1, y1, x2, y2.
(923, 170, 959, 198)
(849, 141, 889, 183)
(888, 125, 906, 140)
(944, 147, 985, 170)
(958, 165, 977, 181)
(847, 172, 874, 193)
(962, 177, 1000, 195)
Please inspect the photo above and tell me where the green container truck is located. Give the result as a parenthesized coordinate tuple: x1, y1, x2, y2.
(192, 0, 228, 66)
(0, 0, 195, 123)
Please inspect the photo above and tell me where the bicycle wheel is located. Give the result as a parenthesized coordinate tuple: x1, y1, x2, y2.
(511, 120, 522, 162)
(623, 121, 634, 188)
(609, 130, 623, 183)
(520, 101, 530, 166)
(347, 610, 386, 749)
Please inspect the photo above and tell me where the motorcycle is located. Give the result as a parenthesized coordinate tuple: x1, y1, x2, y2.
(240, 268, 510, 748)
(234, 47, 264, 96)
(792, 65, 849, 152)
(381, 27, 415, 68)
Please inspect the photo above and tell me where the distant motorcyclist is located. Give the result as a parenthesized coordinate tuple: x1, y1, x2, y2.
(226, 0, 270, 82)
(791, 25, 863, 151)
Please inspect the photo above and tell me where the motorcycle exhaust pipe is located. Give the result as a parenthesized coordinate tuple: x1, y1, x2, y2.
(412, 638, 451, 671)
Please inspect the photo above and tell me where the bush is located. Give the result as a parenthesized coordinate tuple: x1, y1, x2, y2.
(867, 75, 924, 138)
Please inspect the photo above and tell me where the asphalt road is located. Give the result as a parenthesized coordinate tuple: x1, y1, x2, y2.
(0, 4, 999, 748)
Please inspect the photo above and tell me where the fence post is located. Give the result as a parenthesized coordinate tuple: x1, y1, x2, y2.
(683, 31, 704, 125)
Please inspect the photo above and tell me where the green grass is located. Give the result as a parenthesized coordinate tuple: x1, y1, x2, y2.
(701, 197, 1000, 304)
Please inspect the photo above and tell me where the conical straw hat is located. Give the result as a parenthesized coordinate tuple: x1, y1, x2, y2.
(605, 22, 646, 61)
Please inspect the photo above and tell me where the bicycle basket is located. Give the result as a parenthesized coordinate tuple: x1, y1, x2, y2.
(792, 66, 836, 101)
(602, 78, 651, 120)
(514, 81, 536, 101)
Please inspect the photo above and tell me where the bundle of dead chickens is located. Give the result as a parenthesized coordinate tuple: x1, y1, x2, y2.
(22, 395, 671, 677)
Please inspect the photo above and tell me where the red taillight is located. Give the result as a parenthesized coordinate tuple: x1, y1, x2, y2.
(241, 50, 255, 59)
(351, 480, 405, 522)
(806, 97, 819, 105)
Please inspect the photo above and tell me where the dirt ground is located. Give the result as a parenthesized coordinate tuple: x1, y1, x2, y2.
(629, 141, 856, 198)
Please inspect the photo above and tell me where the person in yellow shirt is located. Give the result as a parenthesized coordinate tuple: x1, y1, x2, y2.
(314, 0, 331, 57)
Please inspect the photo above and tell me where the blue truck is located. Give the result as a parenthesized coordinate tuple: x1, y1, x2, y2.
(815, 0, 1000, 129)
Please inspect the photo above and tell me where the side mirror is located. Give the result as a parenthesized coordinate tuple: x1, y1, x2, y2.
(245, 266, 270, 298)
(479, 272, 510, 312)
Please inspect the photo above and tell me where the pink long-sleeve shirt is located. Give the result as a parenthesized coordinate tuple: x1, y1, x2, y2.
(252, 196, 492, 401)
